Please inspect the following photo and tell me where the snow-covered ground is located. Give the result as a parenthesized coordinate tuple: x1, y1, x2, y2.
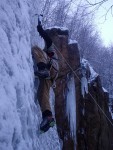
(0, 0, 61, 150)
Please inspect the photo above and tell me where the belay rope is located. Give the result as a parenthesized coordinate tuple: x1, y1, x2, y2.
(54, 45, 113, 127)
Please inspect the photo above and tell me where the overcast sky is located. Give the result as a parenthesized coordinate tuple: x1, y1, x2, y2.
(94, 0, 113, 46)
(72, 0, 113, 46)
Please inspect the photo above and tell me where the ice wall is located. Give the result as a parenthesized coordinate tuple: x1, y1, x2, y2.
(0, 0, 60, 150)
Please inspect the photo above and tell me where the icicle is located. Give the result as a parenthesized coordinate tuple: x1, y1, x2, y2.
(66, 75, 76, 145)
(81, 77, 88, 97)
(81, 60, 88, 97)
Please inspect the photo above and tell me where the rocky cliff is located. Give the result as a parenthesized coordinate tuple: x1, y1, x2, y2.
(46, 27, 113, 150)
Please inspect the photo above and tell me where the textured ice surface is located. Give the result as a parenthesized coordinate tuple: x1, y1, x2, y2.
(0, 0, 61, 150)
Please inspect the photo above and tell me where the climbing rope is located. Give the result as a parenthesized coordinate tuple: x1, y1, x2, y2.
(54, 45, 113, 127)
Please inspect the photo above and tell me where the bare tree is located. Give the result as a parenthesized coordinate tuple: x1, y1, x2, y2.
(85, 0, 113, 18)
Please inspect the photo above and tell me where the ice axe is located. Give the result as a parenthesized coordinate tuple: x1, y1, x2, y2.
(33, 14, 43, 25)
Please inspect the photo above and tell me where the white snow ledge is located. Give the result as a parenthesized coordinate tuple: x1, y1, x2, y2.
(46, 26, 68, 32)
(69, 39, 78, 45)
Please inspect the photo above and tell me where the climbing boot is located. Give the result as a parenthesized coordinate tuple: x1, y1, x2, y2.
(35, 62, 50, 79)
(40, 116, 55, 133)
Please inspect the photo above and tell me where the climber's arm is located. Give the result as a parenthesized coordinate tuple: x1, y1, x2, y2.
(37, 24, 52, 49)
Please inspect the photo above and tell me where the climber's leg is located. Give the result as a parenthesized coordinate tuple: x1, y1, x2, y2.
(32, 46, 56, 132)
(37, 78, 51, 112)
(37, 78, 55, 132)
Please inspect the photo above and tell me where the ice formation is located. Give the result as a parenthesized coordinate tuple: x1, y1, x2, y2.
(66, 75, 76, 146)
(0, 0, 61, 150)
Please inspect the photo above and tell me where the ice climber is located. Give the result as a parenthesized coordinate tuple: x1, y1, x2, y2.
(32, 17, 59, 133)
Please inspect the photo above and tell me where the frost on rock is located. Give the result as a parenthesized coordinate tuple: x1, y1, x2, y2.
(81, 59, 88, 97)
(81, 58, 98, 83)
(102, 87, 108, 93)
(69, 39, 78, 45)
(89, 65, 98, 83)
(109, 107, 113, 119)
(108, 102, 113, 120)
(66, 75, 76, 144)
(0, 0, 61, 150)
(81, 58, 99, 97)
(30, 1, 44, 49)
(109, 96, 113, 119)
(49, 88, 56, 117)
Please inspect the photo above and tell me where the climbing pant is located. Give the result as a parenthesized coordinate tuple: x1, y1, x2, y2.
(32, 46, 48, 64)
(32, 46, 59, 113)
(37, 78, 52, 112)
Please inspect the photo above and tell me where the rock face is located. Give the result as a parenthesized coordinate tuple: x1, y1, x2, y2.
(46, 27, 113, 150)
(46, 27, 80, 150)
(77, 73, 113, 150)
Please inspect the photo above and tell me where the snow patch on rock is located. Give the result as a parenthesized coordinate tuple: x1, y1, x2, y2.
(81, 58, 98, 83)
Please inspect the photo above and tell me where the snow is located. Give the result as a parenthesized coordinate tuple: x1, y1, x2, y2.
(89, 65, 98, 82)
(31, 3, 44, 49)
(81, 77, 88, 98)
(81, 58, 99, 97)
(81, 58, 98, 83)
(0, 0, 61, 150)
(102, 87, 108, 93)
(49, 88, 55, 116)
(109, 106, 113, 119)
(81, 59, 89, 97)
(66, 75, 76, 148)
(46, 26, 68, 32)
(69, 39, 78, 45)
